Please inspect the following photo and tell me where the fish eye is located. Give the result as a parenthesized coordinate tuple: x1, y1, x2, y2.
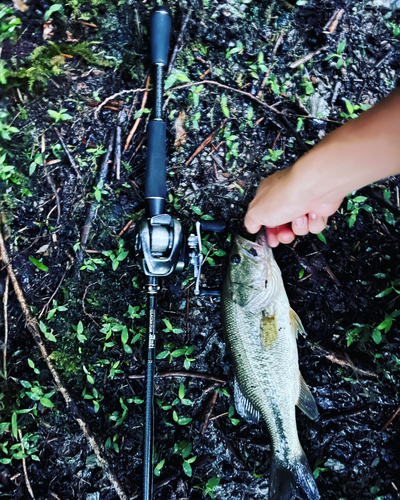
(231, 254, 241, 265)
(265, 280, 268, 288)
(249, 247, 258, 257)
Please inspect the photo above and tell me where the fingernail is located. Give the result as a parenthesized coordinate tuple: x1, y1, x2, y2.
(295, 217, 305, 227)
(310, 212, 317, 220)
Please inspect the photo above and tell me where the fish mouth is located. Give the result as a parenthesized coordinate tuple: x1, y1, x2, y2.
(237, 228, 268, 250)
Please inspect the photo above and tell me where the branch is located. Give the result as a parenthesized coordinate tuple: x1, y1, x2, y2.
(0, 228, 129, 500)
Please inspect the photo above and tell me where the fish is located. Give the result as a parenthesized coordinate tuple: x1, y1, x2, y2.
(221, 230, 320, 500)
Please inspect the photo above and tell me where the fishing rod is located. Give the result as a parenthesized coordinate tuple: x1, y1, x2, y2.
(134, 6, 225, 500)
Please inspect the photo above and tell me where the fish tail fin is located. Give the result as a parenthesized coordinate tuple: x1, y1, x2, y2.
(270, 450, 320, 500)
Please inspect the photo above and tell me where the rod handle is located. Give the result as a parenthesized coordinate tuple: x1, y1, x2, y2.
(146, 120, 166, 216)
(150, 6, 172, 66)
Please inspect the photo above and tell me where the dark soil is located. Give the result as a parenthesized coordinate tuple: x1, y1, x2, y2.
(1, 0, 400, 499)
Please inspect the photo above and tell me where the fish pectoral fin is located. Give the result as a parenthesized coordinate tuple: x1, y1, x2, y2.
(297, 373, 319, 420)
(234, 378, 261, 424)
(289, 308, 305, 338)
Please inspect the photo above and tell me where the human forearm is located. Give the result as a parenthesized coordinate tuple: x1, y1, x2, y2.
(292, 87, 400, 206)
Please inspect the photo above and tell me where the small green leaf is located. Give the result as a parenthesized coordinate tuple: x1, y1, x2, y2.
(372, 329, 382, 344)
(375, 287, 393, 298)
(40, 397, 55, 408)
(29, 256, 48, 272)
(44, 4, 63, 21)
(178, 383, 185, 400)
(121, 326, 129, 345)
(317, 232, 326, 244)
(337, 39, 347, 55)
(183, 460, 192, 477)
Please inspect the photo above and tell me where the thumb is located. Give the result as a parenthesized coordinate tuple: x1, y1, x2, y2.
(244, 212, 262, 234)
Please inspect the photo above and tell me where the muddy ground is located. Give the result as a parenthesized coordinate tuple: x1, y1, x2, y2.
(1, 0, 400, 499)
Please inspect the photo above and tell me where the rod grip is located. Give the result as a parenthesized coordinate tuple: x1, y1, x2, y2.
(146, 120, 166, 215)
(150, 6, 172, 66)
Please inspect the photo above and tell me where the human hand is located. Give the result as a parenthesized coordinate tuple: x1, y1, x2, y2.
(244, 167, 342, 247)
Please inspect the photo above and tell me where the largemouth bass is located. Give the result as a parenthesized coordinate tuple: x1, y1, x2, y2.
(221, 231, 320, 500)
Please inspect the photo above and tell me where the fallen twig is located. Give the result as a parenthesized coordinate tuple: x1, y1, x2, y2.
(167, 12, 190, 74)
(323, 8, 345, 35)
(114, 110, 124, 179)
(3, 275, 9, 379)
(42, 135, 61, 226)
(185, 119, 228, 166)
(38, 267, 68, 319)
(124, 77, 150, 150)
(167, 80, 342, 124)
(118, 219, 134, 237)
(128, 371, 227, 384)
(290, 47, 327, 69)
(55, 129, 81, 179)
(95, 88, 147, 119)
(18, 429, 35, 500)
(381, 405, 400, 432)
(0, 229, 129, 500)
(200, 391, 218, 434)
(79, 129, 115, 261)
(312, 344, 377, 377)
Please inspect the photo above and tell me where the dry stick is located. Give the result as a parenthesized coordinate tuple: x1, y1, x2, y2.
(38, 267, 68, 319)
(114, 110, 124, 180)
(0, 230, 129, 500)
(167, 12, 190, 75)
(55, 129, 81, 179)
(185, 119, 228, 166)
(42, 135, 61, 226)
(312, 344, 377, 377)
(95, 88, 148, 119)
(200, 391, 219, 435)
(168, 80, 342, 124)
(381, 405, 400, 432)
(128, 371, 227, 384)
(3, 275, 9, 379)
(124, 76, 150, 150)
(79, 129, 115, 261)
(18, 428, 35, 500)
(290, 47, 327, 69)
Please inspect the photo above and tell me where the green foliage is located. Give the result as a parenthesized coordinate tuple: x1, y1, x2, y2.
(0, 4, 21, 43)
(340, 99, 371, 120)
(48, 108, 73, 124)
(173, 440, 197, 476)
(346, 310, 400, 347)
(345, 195, 373, 228)
(16, 41, 114, 90)
(103, 239, 129, 271)
(262, 148, 284, 162)
(325, 39, 353, 69)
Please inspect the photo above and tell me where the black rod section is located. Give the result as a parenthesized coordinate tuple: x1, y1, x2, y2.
(145, 6, 171, 218)
(143, 276, 158, 500)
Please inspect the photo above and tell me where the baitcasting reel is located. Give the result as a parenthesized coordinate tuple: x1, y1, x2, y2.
(135, 216, 225, 294)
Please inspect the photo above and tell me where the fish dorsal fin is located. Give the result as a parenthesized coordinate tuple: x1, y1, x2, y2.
(289, 308, 305, 339)
(234, 378, 261, 424)
(260, 313, 278, 350)
(297, 374, 319, 421)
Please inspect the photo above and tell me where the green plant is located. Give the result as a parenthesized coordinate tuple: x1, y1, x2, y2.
(300, 76, 315, 95)
(99, 316, 132, 353)
(340, 99, 370, 120)
(325, 39, 353, 69)
(226, 40, 243, 59)
(220, 94, 230, 118)
(173, 440, 197, 476)
(103, 239, 129, 271)
(82, 386, 103, 413)
(201, 236, 226, 267)
(262, 148, 284, 162)
(156, 343, 196, 370)
(346, 310, 400, 347)
(0, 4, 21, 43)
(345, 195, 373, 228)
(194, 477, 221, 498)
(228, 405, 240, 426)
(48, 108, 73, 124)
(0, 111, 18, 140)
(108, 398, 128, 426)
(165, 69, 190, 90)
(162, 318, 184, 335)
